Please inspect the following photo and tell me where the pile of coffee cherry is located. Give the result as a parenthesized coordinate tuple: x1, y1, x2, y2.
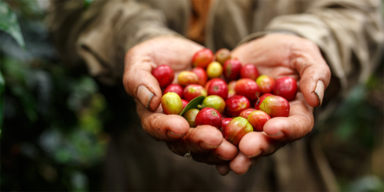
(152, 48, 297, 146)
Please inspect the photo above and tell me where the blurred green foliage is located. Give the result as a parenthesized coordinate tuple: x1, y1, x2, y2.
(0, 0, 109, 191)
(0, 53, 109, 191)
(0, 0, 25, 48)
(318, 63, 384, 191)
(83, 0, 95, 9)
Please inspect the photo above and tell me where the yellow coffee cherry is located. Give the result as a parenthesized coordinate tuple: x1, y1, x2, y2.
(206, 61, 223, 79)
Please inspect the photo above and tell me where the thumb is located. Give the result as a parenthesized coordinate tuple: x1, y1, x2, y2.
(292, 45, 331, 107)
(123, 53, 162, 111)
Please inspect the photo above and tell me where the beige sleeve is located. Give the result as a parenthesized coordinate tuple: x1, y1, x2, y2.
(47, 0, 178, 85)
(264, 0, 384, 94)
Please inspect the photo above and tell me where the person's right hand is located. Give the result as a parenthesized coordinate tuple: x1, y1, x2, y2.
(123, 36, 238, 169)
(219, 33, 331, 175)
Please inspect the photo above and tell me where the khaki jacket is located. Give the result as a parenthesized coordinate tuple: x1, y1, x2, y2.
(47, 0, 383, 191)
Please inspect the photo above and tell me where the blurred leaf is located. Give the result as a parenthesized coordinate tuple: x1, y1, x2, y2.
(18, 0, 43, 17)
(366, 74, 379, 89)
(70, 171, 88, 192)
(0, 0, 25, 48)
(345, 85, 366, 104)
(348, 175, 383, 192)
(335, 119, 356, 141)
(180, 96, 205, 116)
(84, 0, 94, 9)
(2, 57, 38, 122)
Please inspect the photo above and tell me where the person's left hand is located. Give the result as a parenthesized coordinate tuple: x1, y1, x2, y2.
(216, 33, 331, 175)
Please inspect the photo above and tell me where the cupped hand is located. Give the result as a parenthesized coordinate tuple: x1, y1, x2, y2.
(220, 33, 331, 175)
(123, 36, 238, 167)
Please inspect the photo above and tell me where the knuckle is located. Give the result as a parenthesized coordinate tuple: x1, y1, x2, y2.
(148, 114, 162, 130)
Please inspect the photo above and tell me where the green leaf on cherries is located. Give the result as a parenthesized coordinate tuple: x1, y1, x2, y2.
(179, 96, 205, 116)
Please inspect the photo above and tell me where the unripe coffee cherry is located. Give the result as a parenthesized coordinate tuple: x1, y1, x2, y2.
(201, 95, 226, 113)
(161, 92, 183, 115)
(183, 109, 200, 127)
(206, 61, 223, 79)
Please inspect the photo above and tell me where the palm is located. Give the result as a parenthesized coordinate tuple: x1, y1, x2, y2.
(125, 36, 203, 79)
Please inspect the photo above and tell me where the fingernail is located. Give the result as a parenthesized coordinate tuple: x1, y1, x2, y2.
(239, 157, 262, 175)
(245, 150, 262, 158)
(216, 164, 230, 176)
(200, 142, 219, 149)
(238, 161, 253, 175)
(218, 155, 231, 161)
(267, 131, 283, 138)
(167, 130, 185, 139)
(314, 80, 324, 106)
(136, 85, 154, 110)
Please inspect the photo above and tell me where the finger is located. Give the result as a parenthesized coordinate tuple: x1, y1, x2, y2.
(167, 125, 224, 156)
(238, 132, 285, 158)
(124, 52, 162, 111)
(290, 43, 331, 107)
(216, 163, 230, 176)
(263, 93, 314, 142)
(123, 37, 205, 112)
(211, 140, 238, 161)
(193, 139, 238, 164)
(136, 101, 189, 141)
(229, 152, 261, 175)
